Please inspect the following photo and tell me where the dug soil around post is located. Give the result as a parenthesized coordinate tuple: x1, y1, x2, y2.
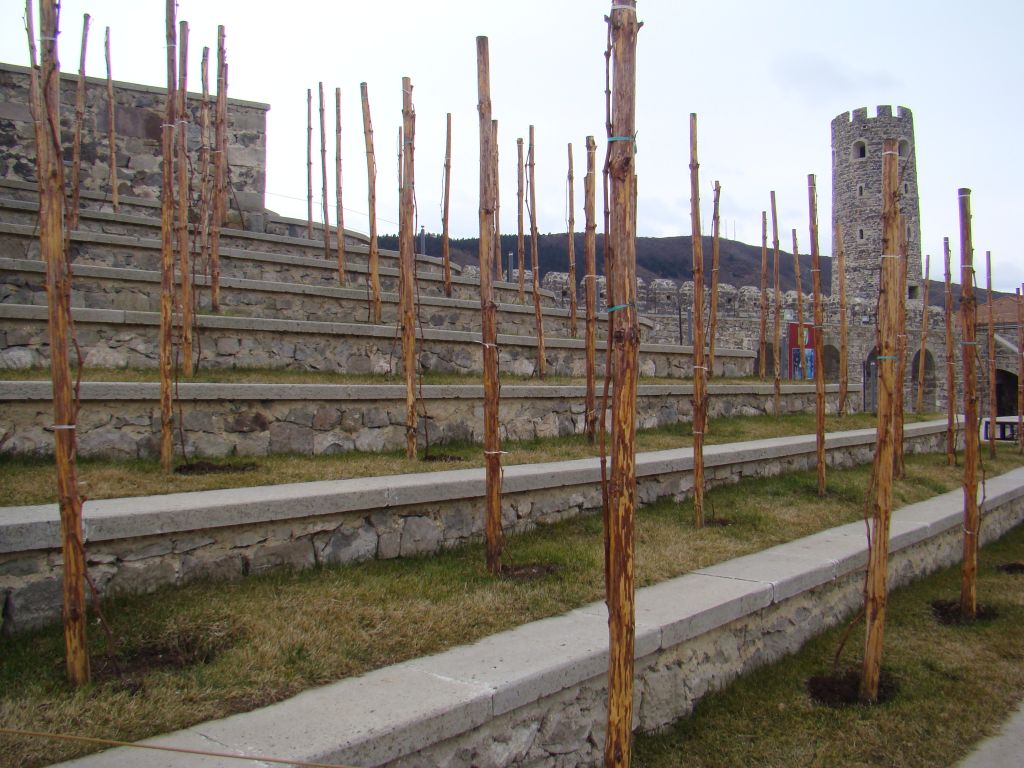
(997, 562, 1024, 574)
(929, 599, 999, 625)
(499, 562, 561, 581)
(174, 461, 258, 476)
(806, 667, 898, 707)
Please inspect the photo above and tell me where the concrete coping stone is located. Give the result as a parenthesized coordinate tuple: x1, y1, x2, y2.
(0, 380, 837, 403)
(47, 463, 1024, 768)
(0, 420, 950, 554)
(0, 303, 734, 355)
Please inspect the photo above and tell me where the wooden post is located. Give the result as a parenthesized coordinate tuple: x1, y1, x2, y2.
(604, 4, 640, 765)
(442, 113, 452, 297)
(708, 180, 721, 377)
(837, 222, 849, 415)
(516, 137, 526, 303)
(1017, 285, 1023, 454)
(584, 135, 598, 442)
(305, 88, 314, 239)
(318, 83, 330, 263)
(335, 88, 346, 285)
(159, 0, 177, 471)
(944, 237, 956, 464)
(771, 191, 782, 416)
(959, 188, 979, 620)
(210, 26, 226, 312)
(528, 125, 546, 378)
(68, 13, 90, 232)
(986, 251, 997, 459)
(176, 20, 193, 377)
(916, 254, 931, 412)
(567, 143, 578, 337)
(198, 48, 212, 307)
(894, 215, 909, 478)
(399, 77, 418, 461)
(860, 138, 901, 703)
(791, 228, 806, 381)
(689, 114, 706, 530)
(104, 26, 118, 211)
(476, 38, 504, 576)
(493, 119, 501, 282)
(360, 82, 382, 324)
(30, 0, 90, 687)
(758, 211, 768, 380)
(808, 174, 826, 497)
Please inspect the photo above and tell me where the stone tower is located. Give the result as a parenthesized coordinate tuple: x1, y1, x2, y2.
(831, 106, 922, 304)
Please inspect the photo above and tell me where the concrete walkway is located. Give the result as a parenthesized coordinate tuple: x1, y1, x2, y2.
(958, 699, 1024, 767)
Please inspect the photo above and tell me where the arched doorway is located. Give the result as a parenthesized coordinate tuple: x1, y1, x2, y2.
(755, 345, 775, 380)
(996, 369, 1019, 416)
(823, 344, 840, 382)
(910, 348, 937, 412)
(863, 348, 878, 413)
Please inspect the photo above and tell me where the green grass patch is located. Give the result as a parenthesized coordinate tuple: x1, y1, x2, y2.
(1, 448, 1021, 767)
(1, 412, 925, 506)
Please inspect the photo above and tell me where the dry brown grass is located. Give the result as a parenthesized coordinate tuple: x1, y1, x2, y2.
(2, 448, 1022, 767)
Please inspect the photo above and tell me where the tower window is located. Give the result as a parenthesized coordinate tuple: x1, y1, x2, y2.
(898, 139, 911, 157)
(903, 183, 909, 194)
(858, 228, 865, 240)
(908, 286, 920, 300)
(858, 185, 864, 197)
(852, 140, 867, 160)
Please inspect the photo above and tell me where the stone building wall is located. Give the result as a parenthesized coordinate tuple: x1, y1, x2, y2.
(0, 62, 269, 213)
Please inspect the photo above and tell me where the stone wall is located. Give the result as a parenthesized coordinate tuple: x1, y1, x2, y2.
(0, 62, 268, 212)
(0, 421, 949, 632)
(0, 381, 838, 459)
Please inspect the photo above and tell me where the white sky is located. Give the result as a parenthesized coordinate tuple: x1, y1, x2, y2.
(2, 0, 1022, 293)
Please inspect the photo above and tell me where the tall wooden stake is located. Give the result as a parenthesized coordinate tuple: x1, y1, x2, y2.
(159, 0, 177, 471)
(399, 77, 418, 461)
(31, 0, 90, 686)
(335, 88, 345, 285)
(176, 20, 193, 377)
(567, 143, 578, 337)
(916, 254, 931, 412)
(689, 114, 706, 530)
(318, 83, 330, 262)
(861, 138, 901, 703)
(792, 228, 806, 380)
(894, 215, 908, 478)
(771, 191, 782, 415)
(476, 38, 503, 576)
(959, 188, 979, 620)
(198, 48, 212, 307)
(604, 3, 640, 764)
(528, 125, 546, 378)
(944, 237, 956, 464)
(360, 82, 381, 324)
(306, 88, 314, 240)
(68, 13, 89, 232)
(584, 135, 598, 442)
(516, 137, 526, 303)
(492, 119, 501, 282)
(104, 26, 118, 211)
(708, 180, 721, 376)
(986, 251, 997, 459)
(210, 25, 226, 312)
(837, 222, 849, 415)
(441, 113, 452, 297)
(758, 211, 768, 380)
(808, 174, 826, 496)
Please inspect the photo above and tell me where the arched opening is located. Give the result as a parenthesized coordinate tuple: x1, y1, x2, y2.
(852, 140, 867, 160)
(996, 369, 1019, 416)
(755, 345, 776, 380)
(911, 348, 937, 412)
(898, 139, 911, 158)
(863, 348, 879, 413)
(823, 344, 840, 382)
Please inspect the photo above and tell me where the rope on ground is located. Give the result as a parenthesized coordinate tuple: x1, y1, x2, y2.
(0, 726, 357, 768)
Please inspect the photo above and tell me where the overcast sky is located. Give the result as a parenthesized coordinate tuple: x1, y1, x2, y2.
(2, 0, 1022, 293)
